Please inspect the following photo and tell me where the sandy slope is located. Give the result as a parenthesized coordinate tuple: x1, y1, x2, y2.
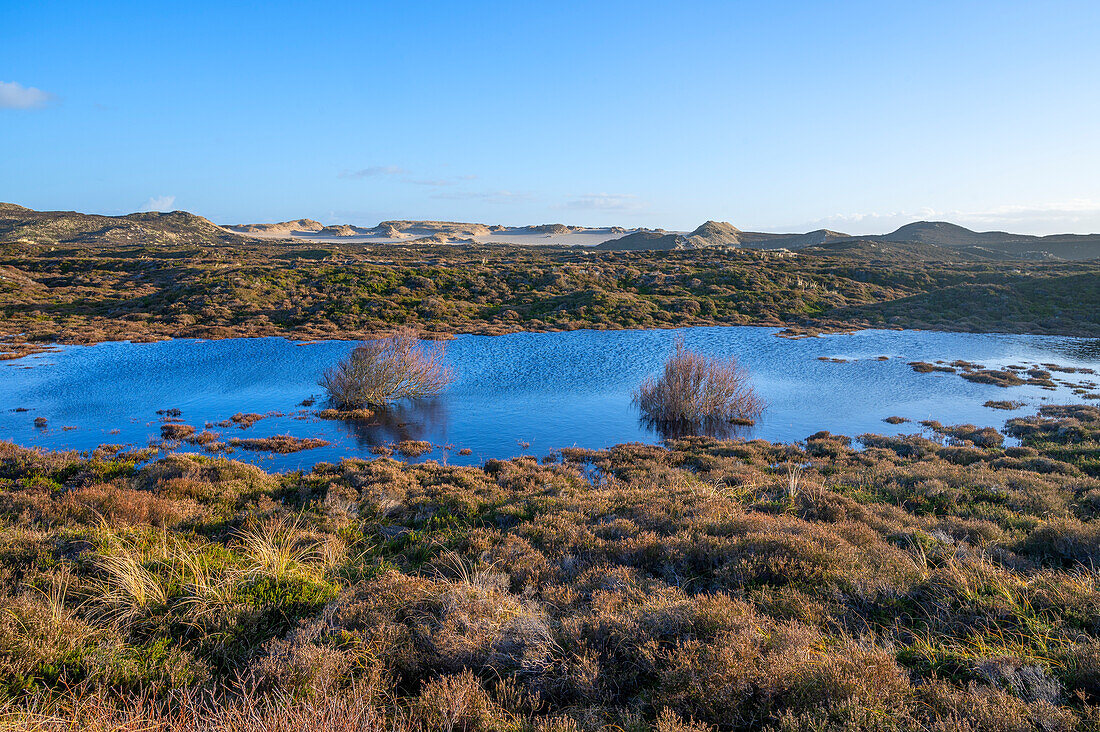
(274, 224, 637, 247)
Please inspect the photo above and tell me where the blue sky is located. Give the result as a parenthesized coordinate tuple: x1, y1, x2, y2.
(3, 1, 1099, 233)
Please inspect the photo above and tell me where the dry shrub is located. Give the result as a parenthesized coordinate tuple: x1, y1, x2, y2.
(706, 514, 918, 596)
(0, 441, 81, 481)
(986, 400, 1026, 411)
(183, 430, 220, 446)
(320, 329, 453, 409)
(58, 484, 200, 527)
(635, 336, 763, 425)
(252, 621, 371, 697)
(0, 591, 94, 689)
(324, 571, 557, 682)
(973, 657, 1061, 705)
(6, 404, 1100, 730)
(923, 421, 1005, 448)
(0, 679, 398, 731)
(654, 708, 714, 732)
(915, 680, 1077, 732)
(230, 412, 267, 428)
(562, 589, 911, 727)
(414, 671, 501, 732)
(1016, 517, 1100, 567)
(0, 482, 202, 528)
(134, 454, 278, 505)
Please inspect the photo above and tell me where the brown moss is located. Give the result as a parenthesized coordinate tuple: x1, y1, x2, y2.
(227, 435, 330, 453)
(160, 423, 196, 440)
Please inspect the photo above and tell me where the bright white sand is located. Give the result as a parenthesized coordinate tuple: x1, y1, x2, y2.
(258, 226, 639, 247)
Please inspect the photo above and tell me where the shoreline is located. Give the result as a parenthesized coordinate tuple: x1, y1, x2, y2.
(0, 402, 1052, 473)
(4, 318, 1099, 362)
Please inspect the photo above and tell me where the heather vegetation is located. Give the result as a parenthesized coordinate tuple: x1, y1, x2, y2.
(2, 405, 1100, 729)
(3, 236, 1099, 358)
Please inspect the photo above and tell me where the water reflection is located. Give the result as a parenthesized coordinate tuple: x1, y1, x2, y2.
(329, 398, 448, 448)
(640, 416, 756, 441)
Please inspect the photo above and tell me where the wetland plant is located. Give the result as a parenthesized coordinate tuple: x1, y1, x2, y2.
(320, 328, 453, 409)
(635, 335, 764, 426)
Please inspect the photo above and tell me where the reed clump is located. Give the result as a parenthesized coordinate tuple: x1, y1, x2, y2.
(635, 336, 764, 425)
(320, 329, 453, 410)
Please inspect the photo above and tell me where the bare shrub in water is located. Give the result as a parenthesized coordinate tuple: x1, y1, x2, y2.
(635, 336, 763, 424)
(320, 328, 453, 409)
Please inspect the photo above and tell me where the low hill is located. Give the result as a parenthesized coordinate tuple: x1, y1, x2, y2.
(226, 219, 324, 236)
(0, 203, 249, 247)
(684, 220, 742, 247)
(594, 229, 683, 250)
(528, 224, 583, 234)
(595, 221, 744, 250)
(596, 223, 853, 252)
(738, 229, 850, 250)
(880, 221, 1035, 247)
(318, 224, 373, 237)
(6, 203, 1098, 260)
(876, 221, 1100, 260)
(378, 220, 495, 238)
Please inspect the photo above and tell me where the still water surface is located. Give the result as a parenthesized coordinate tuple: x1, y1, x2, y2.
(2, 327, 1098, 470)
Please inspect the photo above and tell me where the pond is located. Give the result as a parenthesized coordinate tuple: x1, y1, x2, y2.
(2, 327, 1099, 471)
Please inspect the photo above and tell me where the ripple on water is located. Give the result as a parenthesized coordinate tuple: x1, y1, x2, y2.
(1, 327, 1098, 471)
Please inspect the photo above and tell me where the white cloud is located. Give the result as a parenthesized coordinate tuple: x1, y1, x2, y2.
(788, 200, 1100, 236)
(0, 81, 55, 109)
(407, 178, 458, 187)
(952, 200, 1100, 231)
(140, 195, 176, 212)
(559, 193, 644, 211)
(792, 208, 938, 234)
(338, 165, 409, 179)
(432, 190, 531, 204)
(341, 167, 481, 189)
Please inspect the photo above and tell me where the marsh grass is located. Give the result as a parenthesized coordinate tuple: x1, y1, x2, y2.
(172, 545, 239, 628)
(236, 514, 321, 583)
(93, 535, 169, 625)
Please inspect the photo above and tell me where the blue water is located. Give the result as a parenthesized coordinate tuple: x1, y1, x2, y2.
(1, 327, 1098, 471)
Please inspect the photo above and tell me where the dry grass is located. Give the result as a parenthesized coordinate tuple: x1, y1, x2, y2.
(236, 514, 321, 582)
(92, 535, 170, 624)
